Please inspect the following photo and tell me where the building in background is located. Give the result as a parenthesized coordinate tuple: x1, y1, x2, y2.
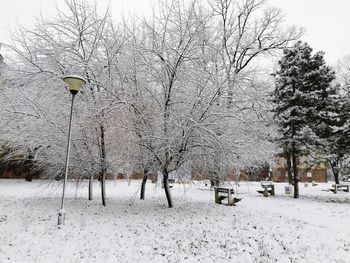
(271, 154, 328, 183)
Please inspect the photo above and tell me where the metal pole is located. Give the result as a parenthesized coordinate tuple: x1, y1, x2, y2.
(58, 94, 76, 225)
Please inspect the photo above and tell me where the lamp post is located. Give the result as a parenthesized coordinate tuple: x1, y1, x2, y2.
(58, 75, 86, 226)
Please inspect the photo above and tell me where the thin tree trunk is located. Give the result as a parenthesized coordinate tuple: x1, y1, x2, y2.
(330, 160, 340, 184)
(227, 77, 233, 108)
(292, 152, 299, 198)
(286, 153, 293, 184)
(100, 173, 106, 206)
(100, 124, 106, 206)
(140, 169, 148, 200)
(88, 174, 93, 200)
(210, 176, 220, 187)
(140, 174, 148, 200)
(25, 149, 34, 182)
(163, 171, 173, 208)
(24, 161, 32, 182)
(211, 154, 220, 187)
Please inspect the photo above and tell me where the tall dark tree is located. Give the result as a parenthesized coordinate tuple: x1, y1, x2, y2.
(320, 94, 350, 184)
(272, 41, 336, 198)
(299, 48, 343, 184)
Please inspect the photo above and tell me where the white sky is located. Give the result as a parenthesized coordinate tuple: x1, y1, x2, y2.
(0, 0, 349, 65)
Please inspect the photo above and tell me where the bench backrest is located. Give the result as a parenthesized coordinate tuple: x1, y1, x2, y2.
(333, 184, 349, 187)
(261, 181, 274, 187)
(216, 187, 234, 194)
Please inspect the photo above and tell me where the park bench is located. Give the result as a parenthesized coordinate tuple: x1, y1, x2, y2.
(214, 187, 242, 206)
(257, 181, 275, 197)
(330, 184, 349, 194)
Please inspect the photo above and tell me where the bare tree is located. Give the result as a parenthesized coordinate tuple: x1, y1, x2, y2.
(337, 55, 350, 96)
(120, 0, 282, 207)
(0, 0, 124, 206)
(209, 0, 303, 107)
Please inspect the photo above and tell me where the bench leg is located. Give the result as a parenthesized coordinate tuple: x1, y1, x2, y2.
(215, 188, 221, 204)
(227, 198, 235, 206)
(263, 187, 269, 197)
(227, 191, 233, 206)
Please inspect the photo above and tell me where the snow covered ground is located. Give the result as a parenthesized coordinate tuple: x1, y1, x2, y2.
(0, 179, 349, 263)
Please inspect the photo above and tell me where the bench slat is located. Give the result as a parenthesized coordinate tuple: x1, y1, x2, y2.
(330, 184, 349, 194)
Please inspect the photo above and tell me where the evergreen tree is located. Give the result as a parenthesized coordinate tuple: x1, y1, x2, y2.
(272, 41, 336, 198)
(322, 94, 350, 184)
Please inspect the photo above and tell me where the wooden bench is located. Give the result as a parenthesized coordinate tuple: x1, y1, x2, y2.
(257, 181, 275, 197)
(214, 187, 242, 206)
(330, 184, 349, 194)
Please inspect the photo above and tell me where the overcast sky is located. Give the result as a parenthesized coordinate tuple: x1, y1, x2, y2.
(0, 0, 349, 65)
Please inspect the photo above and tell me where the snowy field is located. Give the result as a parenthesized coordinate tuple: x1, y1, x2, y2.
(0, 179, 349, 263)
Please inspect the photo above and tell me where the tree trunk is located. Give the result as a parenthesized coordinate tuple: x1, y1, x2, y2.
(100, 173, 106, 206)
(330, 160, 340, 184)
(25, 149, 34, 182)
(210, 176, 220, 188)
(140, 175, 147, 200)
(100, 124, 107, 206)
(88, 174, 93, 200)
(227, 76, 234, 108)
(292, 152, 299, 198)
(163, 171, 173, 208)
(210, 156, 220, 187)
(140, 169, 148, 200)
(24, 161, 32, 182)
(286, 153, 293, 184)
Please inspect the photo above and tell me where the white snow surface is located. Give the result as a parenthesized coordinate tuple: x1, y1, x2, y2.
(0, 179, 349, 263)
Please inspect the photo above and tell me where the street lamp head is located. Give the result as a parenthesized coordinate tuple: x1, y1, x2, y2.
(63, 75, 86, 95)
